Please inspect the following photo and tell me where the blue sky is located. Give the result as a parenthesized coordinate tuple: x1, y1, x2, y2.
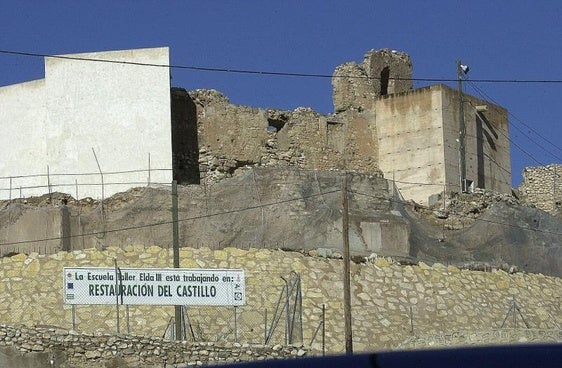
(1, 1, 561, 186)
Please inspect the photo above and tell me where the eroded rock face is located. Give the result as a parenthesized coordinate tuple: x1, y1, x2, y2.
(332, 49, 413, 113)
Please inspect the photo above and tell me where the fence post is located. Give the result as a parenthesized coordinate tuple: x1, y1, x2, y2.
(264, 308, 268, 344)
(126, 305, 130, 334)
(72, 305, 76, 331)
(234, 306, 238, 342)
(92, 148, 105, 221)
(409, 305, 414, 334)
(47, 165, 52, 203)
(114, 259, 121, 334)
(322, 304, 326, 356)
(61, 204, 71, 252)
(148, 153, 151, 187)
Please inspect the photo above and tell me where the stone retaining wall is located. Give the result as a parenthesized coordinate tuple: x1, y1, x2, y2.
(0, 246, 561, 357)
(0, 324, 304, 367)
(400, 329, 562, 349)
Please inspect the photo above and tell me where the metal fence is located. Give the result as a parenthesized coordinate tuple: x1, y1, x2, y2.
(61, 270, 326, 352)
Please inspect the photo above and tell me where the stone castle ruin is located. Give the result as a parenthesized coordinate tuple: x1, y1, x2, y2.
(1, 48, 562, 365)
(0, 47, 510, 206)
(0, 46, 525, 266)
(172, 49, 511, 205)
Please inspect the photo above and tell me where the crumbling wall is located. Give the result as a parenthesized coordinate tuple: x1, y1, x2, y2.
(169, 49, 418, 185)
(175, 90, 383, 184)
(519, 164, 562, 213)
(332, 49, 413, 113)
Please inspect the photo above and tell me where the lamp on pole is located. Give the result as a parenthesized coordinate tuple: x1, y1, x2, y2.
(457, 60, 469, 192)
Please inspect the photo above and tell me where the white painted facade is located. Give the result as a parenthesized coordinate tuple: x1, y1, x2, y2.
(0, 47, 172, 200)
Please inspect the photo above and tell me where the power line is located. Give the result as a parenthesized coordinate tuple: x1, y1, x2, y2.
(0, 188, 340, 247)
(2, 49, 562, 84)
(466, 80, 562, 161)
(464, 81, 556, 169)
(2, 182, 562, 248)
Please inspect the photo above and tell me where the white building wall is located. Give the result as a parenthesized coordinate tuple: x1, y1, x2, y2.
(0, 47, 172, 200)
(0, 79, 48, 199)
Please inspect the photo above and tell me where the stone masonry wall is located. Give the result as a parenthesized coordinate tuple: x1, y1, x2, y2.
(173, 89, 383, 184)
(0, 325, 304, 367)
(170, 49, 415, 185)
(332, 49, 413, 113)
(0, 246, 561, 358)
(519, 164, 562, 214)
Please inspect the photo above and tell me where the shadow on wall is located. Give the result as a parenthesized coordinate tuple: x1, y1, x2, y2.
(171, 88, 200, 184)
(0, 346, 66, 368)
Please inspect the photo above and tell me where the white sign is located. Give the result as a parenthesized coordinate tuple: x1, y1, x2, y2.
(63, 267, 245, 306)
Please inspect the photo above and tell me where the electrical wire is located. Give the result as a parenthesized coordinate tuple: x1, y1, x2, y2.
(466, 80, 562, 162)
(2, 181, 562, 248)
(464, 81, 562, 177)
(0, 188, 340, 246)
(1, 51, 561, 243)
(2, 49, 562, 84)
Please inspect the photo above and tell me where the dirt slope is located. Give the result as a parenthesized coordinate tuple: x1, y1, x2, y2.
(2, 168, 562, 277)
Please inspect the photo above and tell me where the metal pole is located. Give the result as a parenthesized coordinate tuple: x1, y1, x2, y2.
(341, 173, 353, 354)
(280, 277, 290, 345)
(298, 277, 303, 345)
(172, 180, 182, 340)
(513, 300, 517, 328)
(8, 178, 12, 223)
(409, 305, 414, 334)
(92, 148, 105, 217)
(264, 309, 268, 344)
(126, 305, 130, 334)
(234, 306, 238, 342)
(322, 304, 326, 357)
(148, 153, 151, 187)
(47, 165, 52, 203)
(457, 60, 467, 192)
(114, 259, 120, 334)
(554, 166, 557, 210)
(72, 305, 76, 331)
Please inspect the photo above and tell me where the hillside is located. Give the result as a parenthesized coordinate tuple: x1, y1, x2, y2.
(1, 167, 562, 277)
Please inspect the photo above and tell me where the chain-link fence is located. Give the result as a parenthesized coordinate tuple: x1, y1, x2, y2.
(60, 270, 326, 351)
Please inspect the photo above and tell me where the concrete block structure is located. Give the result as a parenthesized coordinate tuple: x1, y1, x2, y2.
(0, 47, 172, 200)
(376, 85, 511, 204)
